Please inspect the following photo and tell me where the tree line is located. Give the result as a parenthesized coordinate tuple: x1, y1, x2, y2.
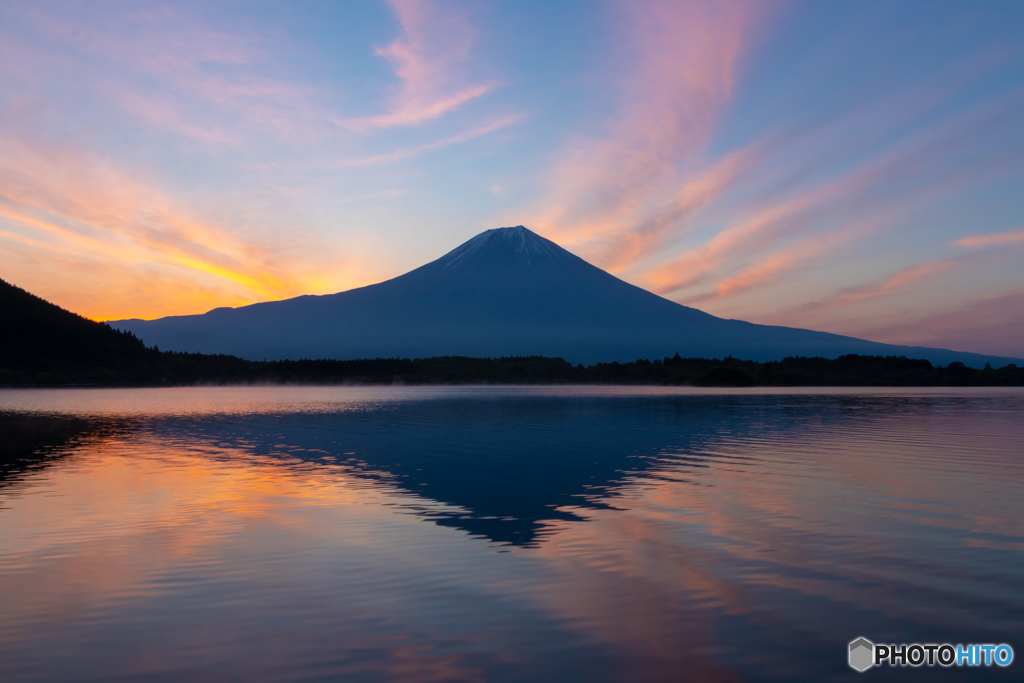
(4, 351, 1023, 387)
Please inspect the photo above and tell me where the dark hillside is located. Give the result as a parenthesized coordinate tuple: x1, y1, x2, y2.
(0, 278, 159, 385)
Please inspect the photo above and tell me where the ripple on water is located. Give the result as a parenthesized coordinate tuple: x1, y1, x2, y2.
(0, 386, 1021, 682)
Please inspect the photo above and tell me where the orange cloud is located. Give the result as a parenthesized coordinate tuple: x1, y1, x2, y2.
(955, 227, 1024, 248)
(0, 136, 377, 320)
(334, 0, 494, 132)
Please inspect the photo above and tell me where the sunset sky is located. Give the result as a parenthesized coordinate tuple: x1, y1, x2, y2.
(1, 0, 1023, 357)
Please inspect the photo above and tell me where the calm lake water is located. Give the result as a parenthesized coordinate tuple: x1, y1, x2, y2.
(0, 386, 1021, 682)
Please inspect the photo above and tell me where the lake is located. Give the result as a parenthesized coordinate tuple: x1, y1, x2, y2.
(1, 386, 1021, 682)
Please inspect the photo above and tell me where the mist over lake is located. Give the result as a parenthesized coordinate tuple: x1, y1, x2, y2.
(1, 386, 1021, 682)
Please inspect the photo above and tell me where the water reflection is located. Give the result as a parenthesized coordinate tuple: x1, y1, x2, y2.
(1, 414, 92, 489)
(0, 387, 1021, 682)
(147, 395, 801, 546)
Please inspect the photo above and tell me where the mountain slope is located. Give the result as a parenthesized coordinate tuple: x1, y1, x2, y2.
(110, 227, 1021, 368)
(0, 277, 158, 383)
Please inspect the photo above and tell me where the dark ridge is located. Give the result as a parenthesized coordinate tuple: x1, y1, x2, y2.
(0, 277, 160, 385)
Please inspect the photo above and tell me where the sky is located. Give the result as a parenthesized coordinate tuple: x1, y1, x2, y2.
(1, 0, 1023, 358)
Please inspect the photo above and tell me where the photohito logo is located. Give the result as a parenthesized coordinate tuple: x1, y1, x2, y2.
(849, 638, 874, 672)
(848, 637, 1013, 672)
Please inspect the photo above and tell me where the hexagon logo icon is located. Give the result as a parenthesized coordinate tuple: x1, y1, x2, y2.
(849, 637, 874, 672)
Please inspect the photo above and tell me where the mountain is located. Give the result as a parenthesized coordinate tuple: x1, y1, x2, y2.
(0, 277, 158, 384)
(110, 226, 1020, 368)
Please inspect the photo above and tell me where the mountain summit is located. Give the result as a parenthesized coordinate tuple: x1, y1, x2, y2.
(433, 226, 577, 271)
(111, 226, 1019, 368)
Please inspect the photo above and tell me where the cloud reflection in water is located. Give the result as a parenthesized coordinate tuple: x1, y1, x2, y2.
(0, 386, 1021, 682)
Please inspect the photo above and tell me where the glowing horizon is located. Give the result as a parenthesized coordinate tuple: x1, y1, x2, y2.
(1, 0, 1023, 357)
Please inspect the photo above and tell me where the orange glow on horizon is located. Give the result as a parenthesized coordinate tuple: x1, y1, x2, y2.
(0, 136, 390, 321)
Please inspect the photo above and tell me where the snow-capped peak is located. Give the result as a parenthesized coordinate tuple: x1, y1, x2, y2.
(434, 226, 574, 271)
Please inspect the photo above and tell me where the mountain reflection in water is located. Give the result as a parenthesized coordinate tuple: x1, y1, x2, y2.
(0, 386, 1021, 683)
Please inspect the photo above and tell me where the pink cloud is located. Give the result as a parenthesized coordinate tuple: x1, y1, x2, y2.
(21, 3, 260, 75)
(680, 230, 854, 306)
(513, 12, 1024, 326)
(633, 82, 1024, 307)
(787, 258, 958, 317)
(639, 192, 826, 297)
(597, 149, 756, 272)
(3, 3, 339, 148)
(755, 238, 1023, 336)
(955, 227, 1024, 248)
(334, 0, 495, 132)
(859, 286, 1024, 360)
(525, 0, 768, 264)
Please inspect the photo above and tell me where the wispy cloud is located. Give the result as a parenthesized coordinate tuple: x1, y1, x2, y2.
(510, 2, 1024, 336)
(0, 136, 368, 319)
(634, 77, 1024, 313)
(955, 227, 1024, 248)
(785, 258, 957, 318)
(758, 237, 1024, 335)
(526, 0, 766, 265)
(1, 0, 1021, 357)
(680, 229, 855, 306)
(859, 286, 1024, 360)
(641, 195, 814, 297)
(333, 115, 522, 168)
(334, 0, 494, 132)
(0, 0, 513, 319)
(3, 2, 335, 148)
(598, 149, 756, 272)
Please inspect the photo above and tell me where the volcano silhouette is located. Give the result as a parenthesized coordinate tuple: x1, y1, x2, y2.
(111, 226, 1019, 367)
